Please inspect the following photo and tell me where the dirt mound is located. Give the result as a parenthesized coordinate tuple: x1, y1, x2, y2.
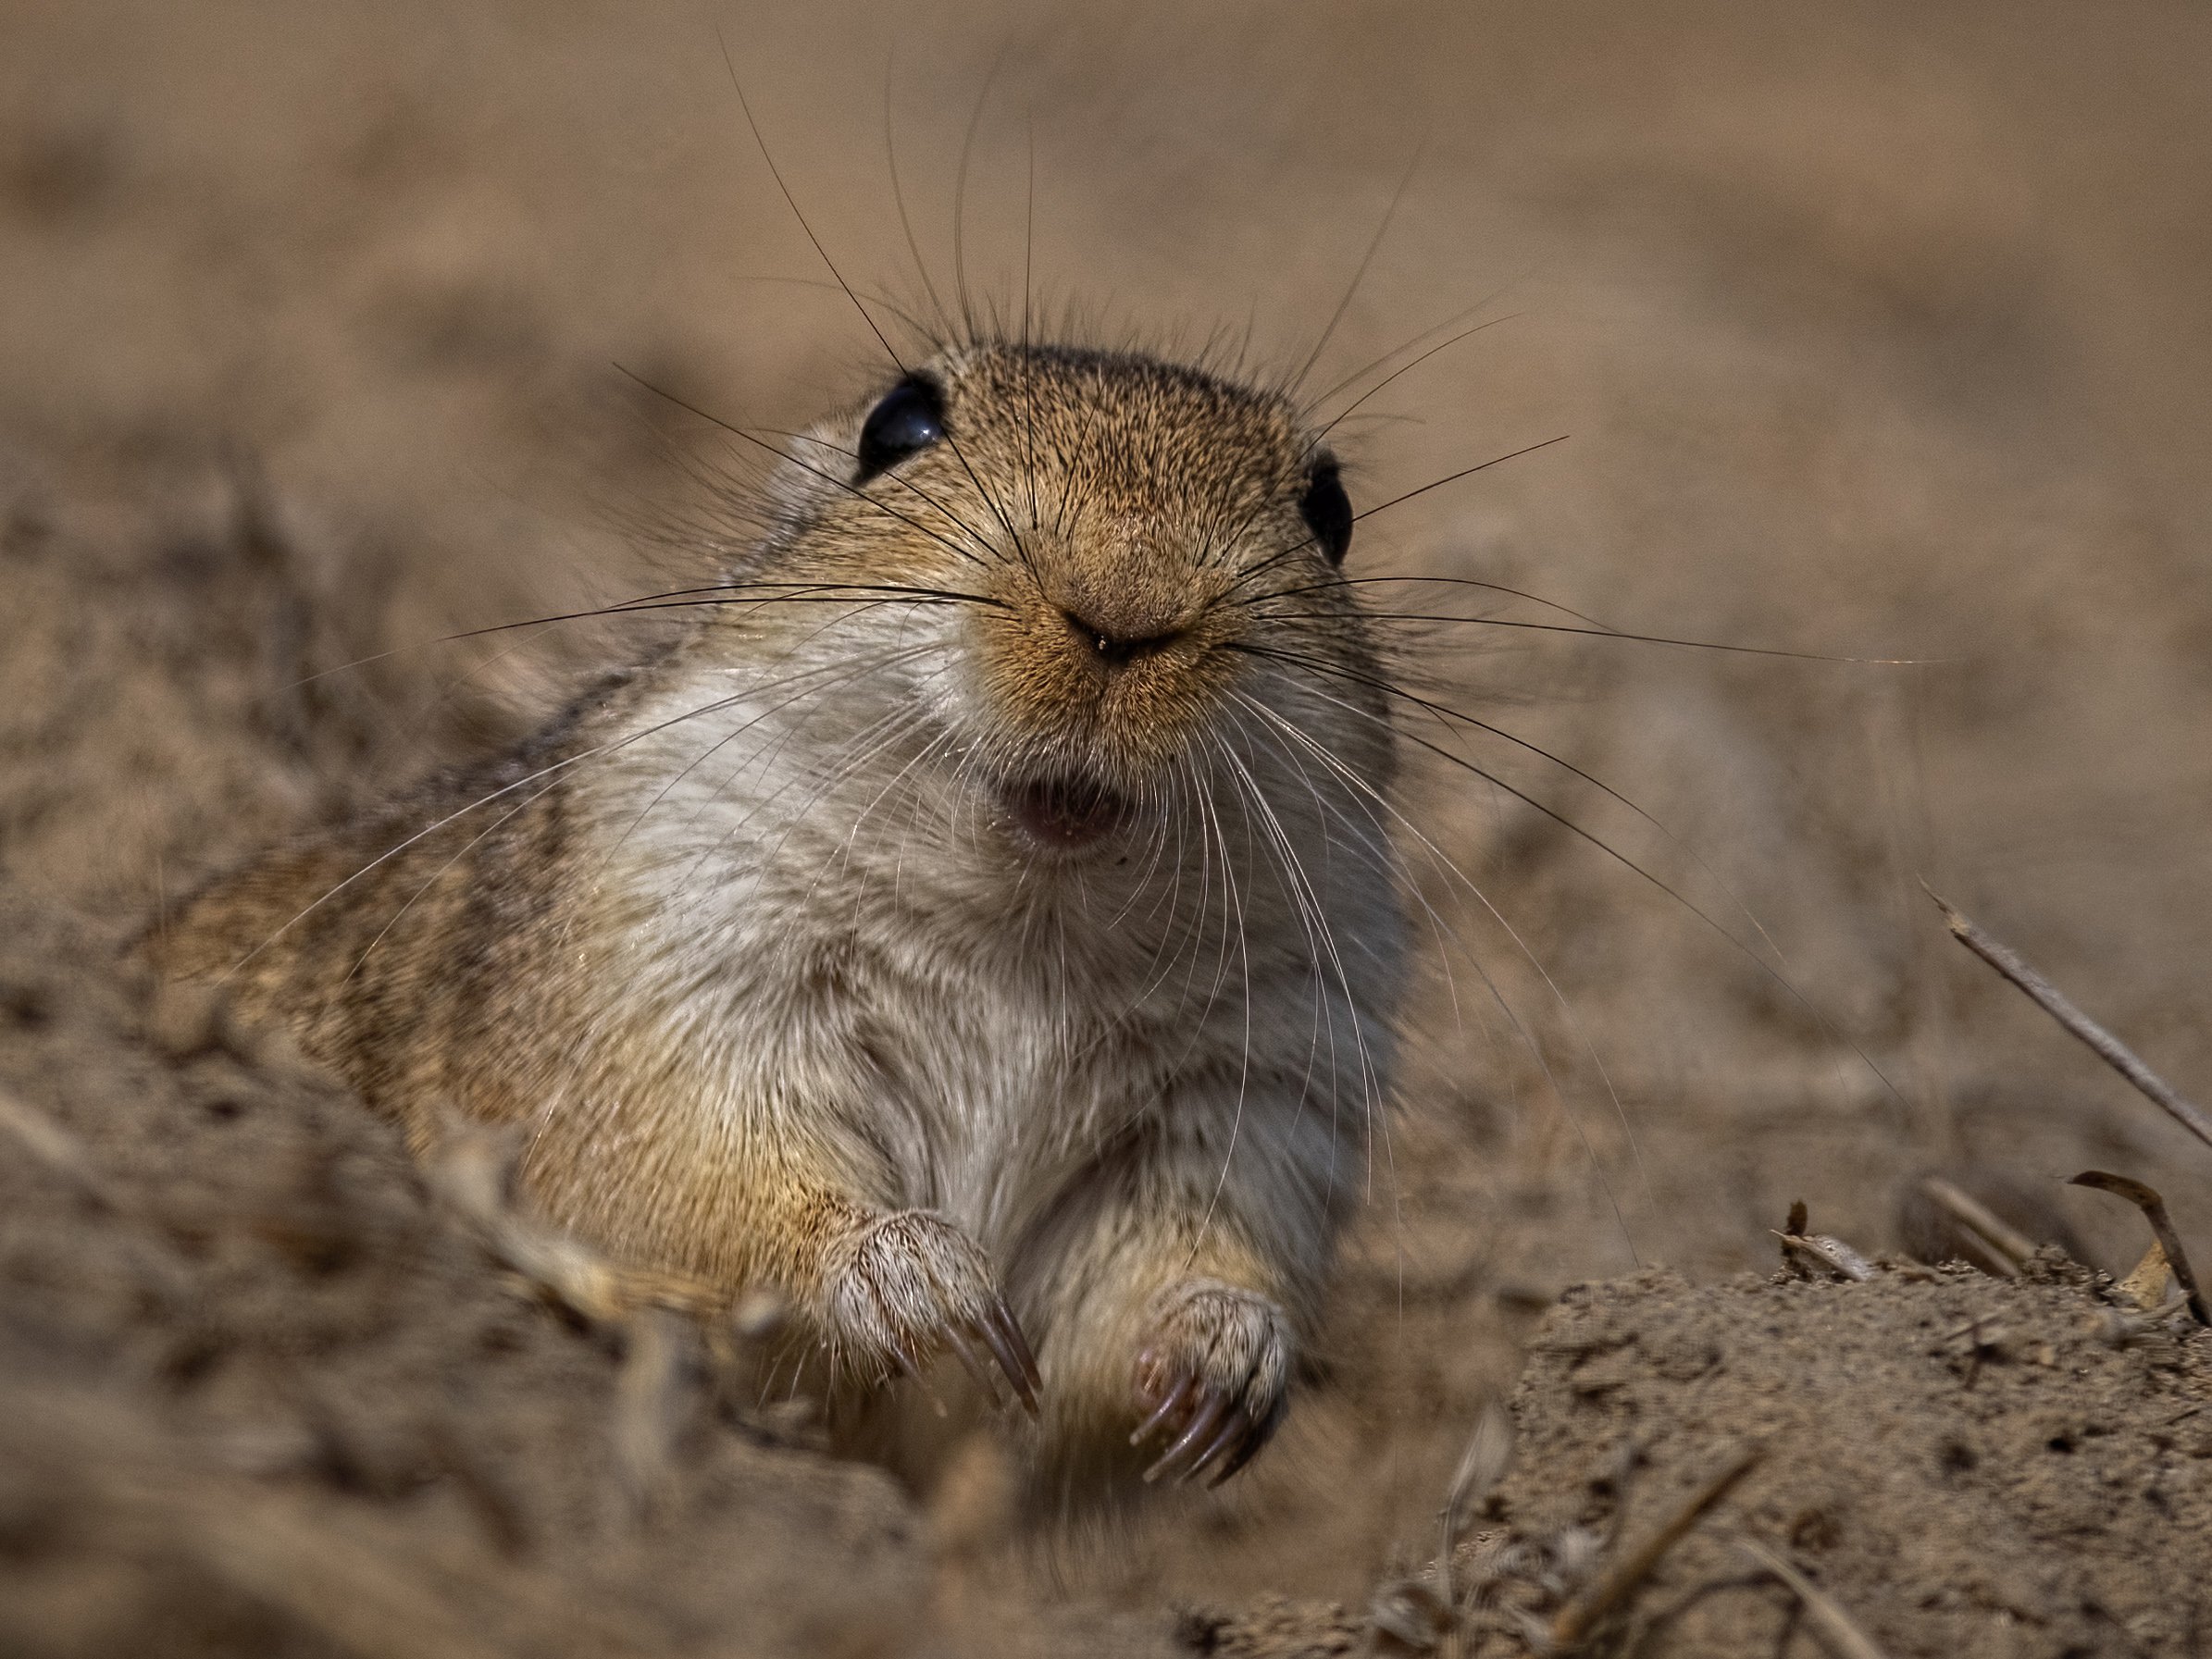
(0, 894, 929, 1659)
(7, 869, 2206, 1657)
(1196, 1264, 2212, 1658)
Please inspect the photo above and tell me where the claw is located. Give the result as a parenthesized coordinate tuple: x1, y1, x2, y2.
(1133, 1345, 1165, 1404)
(991, 1298, 1042, 1408)
(885, 1340, 924, 1385)
(1130, 1372, 1195, 1447)
(1182, 1404, 1251, 1485)
(973, 1301, 1039, 1414)
(944, 1326, 1007, 1409)
(1206, 1406, 1278, 1487)
(1145, 1389, 1229, 1483)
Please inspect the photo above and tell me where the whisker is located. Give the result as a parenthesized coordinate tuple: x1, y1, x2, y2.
(1232, 641, 1914, 1115)
(1245, 572, 1615, 627)
(1302, 269, 1534, 412)
(1306, 312, 1522, 446)
(821, 702, 966, 901)
(1348, 433, 1573, 526)
(602, 636, 944, 875)
(728, 274, 940, 342)
(1252, 604, 1933, 665)
(329, 638, 945, 997)
(951, 43, 1013, 338)
(229, 677, 781, 977)
(707, 42, 1047, 590)
(1236, 634, 1930, 1063)
(750, 424, 1015, 570)
(1216, 711, 1364, 1212)
(1020, 124, 1044, 551)
(1212, 730, 1350, 1205)
(1221, 431, 1581, 603)
(330, 774, 561, 992)
(715, 31, 912, 376)
(1182, 732, 1260, 1271)
(880, 50, 954, 343)
(683, 663, 954, 895)
(1290, 143, 1424, 393)
(1214, 714, 1390, 1179)
(1230, 687, 1647, 1248)
(615, 365, 996, 569)
(293, 580, 997, 689)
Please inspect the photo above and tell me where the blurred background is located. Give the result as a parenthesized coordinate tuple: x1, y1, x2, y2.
(5, 0, 2209, 1604)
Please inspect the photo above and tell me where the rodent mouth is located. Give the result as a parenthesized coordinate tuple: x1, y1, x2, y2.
(1002, 774, 1131, 853)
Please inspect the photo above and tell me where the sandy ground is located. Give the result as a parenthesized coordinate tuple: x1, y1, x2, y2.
(4, 2, 2212, 1652)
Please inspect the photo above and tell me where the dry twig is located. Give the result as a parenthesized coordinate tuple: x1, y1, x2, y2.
(1916, 1177, 2036, 1273)
(612, 1309, 691, 1522)
(1435, 1398, 1514, 1653)
(0, 1083, 124, 1211)
(1927, 889, 2212, 1153)
(1547, 1444, 1761, 1650)
(2069, 1171, 2208, 1324)
(1734, 1537, 1891, 1659)
(424, 1118, 722, 1322)
(0, 1083, 196, 1300)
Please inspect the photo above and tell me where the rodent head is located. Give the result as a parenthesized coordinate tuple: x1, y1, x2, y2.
(733, 341, 1394, 863)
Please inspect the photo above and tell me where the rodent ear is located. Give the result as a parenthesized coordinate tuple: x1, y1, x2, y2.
(1299, 456, 1353, 565)
(855, 374, 948, 482)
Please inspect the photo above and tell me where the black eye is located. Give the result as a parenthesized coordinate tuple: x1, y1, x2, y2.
(855, 375, 946, 481)
(1299, 457, 1353, 564)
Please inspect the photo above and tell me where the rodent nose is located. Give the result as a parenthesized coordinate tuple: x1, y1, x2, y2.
(1061, 606, 1181, 668)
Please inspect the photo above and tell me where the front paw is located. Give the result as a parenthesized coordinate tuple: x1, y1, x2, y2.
(1129, 1279, 1290, 1486)
(824, 1209, 1039, 1410)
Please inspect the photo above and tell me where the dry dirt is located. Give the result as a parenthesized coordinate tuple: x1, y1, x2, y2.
(5, 3, 2212, 1654)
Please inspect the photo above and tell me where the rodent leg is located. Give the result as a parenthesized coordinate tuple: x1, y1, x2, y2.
(822, 1207, 1040, 1411)
(1023, 1128, 1330, 1489)
(1128, 1277, 1290, 1486)
(522, 1121, 1040, 1409)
